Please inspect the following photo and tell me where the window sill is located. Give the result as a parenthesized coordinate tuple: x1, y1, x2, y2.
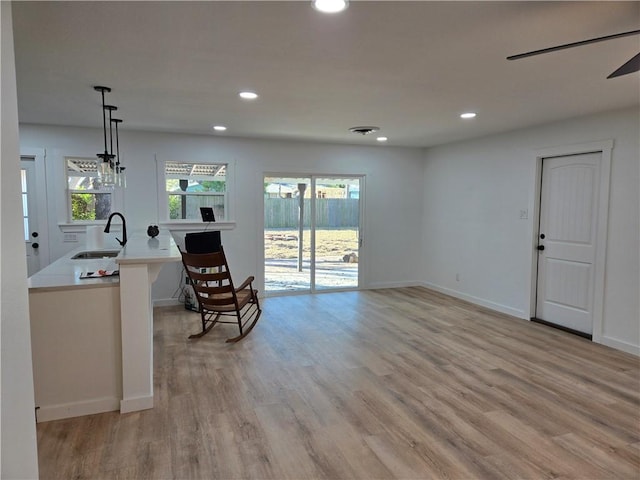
(160, 221, 236, 232)
(58, 222, 106, 233)
(59, 221, 236, 234)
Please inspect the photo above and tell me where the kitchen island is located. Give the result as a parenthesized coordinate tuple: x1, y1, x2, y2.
(28, 232, 181, 421)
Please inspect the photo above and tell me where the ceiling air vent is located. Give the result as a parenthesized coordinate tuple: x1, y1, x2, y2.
(349, 126, 380, 135)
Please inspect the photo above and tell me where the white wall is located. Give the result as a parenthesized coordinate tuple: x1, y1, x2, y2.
(19, 109, 639, 356)
(421, 107, 640, 355)
(1, 2, 40, 477)
(18, 125, 426, 300)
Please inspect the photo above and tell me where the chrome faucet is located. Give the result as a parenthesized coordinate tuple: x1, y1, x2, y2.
(104, 212, 127, 247)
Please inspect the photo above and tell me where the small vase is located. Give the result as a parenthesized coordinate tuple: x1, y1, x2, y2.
(147, 225, 159, 238)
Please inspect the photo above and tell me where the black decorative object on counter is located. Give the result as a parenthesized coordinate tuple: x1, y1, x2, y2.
(147, 225, 159, 238)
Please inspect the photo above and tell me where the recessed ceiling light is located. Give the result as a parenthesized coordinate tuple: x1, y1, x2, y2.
(376, 137, 388, 142)
(460, 112, 477, 119)
(213, 125, 227, 131)
(239, 91, 258, 100)
(312, 0, 348, 14)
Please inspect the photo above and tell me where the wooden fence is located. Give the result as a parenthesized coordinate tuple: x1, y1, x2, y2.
(265, 198, 359, 228)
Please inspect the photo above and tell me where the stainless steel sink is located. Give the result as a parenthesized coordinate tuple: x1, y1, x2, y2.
(71, 250, 120, 259)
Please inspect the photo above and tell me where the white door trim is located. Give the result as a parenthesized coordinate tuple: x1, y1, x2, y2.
(20, 148, 50, 269)
(527, 140, 612, 344)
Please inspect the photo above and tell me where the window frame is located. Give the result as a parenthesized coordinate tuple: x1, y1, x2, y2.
(65, 156, 123, 224)
(157, 159, 235, 230)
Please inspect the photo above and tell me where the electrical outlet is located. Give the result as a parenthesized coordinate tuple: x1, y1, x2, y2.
(519, 209, 528, 220)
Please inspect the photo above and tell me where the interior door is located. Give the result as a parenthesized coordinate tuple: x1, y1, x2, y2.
(536, 152, 601, 335)
(21, 158, 42, 276)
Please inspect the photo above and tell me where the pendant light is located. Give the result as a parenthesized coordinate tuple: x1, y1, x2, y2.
(111, 118, 126, 188)
(102, 104, 118, 186)
(94, 85, 126, 188)
(94, 86, 115, 186)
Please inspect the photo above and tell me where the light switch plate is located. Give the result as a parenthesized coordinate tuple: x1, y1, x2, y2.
(63, 233, 78, 243)
(519, 209, 528, 220)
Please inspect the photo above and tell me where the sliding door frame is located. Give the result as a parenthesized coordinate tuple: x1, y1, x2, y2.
(263, 172, 365, 296)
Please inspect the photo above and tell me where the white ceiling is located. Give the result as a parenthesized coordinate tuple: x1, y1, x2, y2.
(11, 1, 640, 148)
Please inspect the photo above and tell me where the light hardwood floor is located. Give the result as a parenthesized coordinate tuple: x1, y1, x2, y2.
(37, 287, 640, 479)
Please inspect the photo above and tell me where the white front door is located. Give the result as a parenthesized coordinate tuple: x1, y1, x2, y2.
(21, 158, 42, 276)
(536, 152, 601, 335)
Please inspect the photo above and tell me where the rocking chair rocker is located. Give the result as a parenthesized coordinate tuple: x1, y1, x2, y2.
(180, 246, 261, 342)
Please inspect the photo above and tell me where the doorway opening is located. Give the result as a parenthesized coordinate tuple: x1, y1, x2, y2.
(264, 175, 362, 294)
(21, 153, 50, 277)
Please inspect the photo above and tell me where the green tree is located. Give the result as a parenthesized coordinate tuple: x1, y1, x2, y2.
(71, 193, 95, 220)
(200, 180, 225, 192)
(169, 195, 181, 219)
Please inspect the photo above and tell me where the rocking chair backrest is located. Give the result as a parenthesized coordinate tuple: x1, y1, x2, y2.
(181, 247, 239, 312)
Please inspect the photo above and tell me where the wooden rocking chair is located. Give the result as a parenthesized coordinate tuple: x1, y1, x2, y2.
(180, 246, 261, 342)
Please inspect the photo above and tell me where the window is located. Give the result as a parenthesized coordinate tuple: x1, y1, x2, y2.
(66, 157, 113, 221)
(21, 169, 29, 240)
(164, 162, 227, 221)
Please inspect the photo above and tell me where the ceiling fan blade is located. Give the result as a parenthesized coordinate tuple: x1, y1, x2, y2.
(607, 52, 640, 78)
(507, 29, 640, 61)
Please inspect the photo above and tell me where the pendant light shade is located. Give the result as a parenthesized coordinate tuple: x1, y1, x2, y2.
(117, 166, 127, 188)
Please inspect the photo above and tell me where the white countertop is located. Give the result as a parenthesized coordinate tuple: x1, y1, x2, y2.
(28, 232, 181, 291)
(116, 231, 181, 265)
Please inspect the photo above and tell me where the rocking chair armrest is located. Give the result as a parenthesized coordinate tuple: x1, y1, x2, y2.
(235, 276, 255, 292)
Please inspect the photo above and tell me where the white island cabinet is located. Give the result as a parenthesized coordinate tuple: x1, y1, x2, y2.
(28, 232, 180, 422)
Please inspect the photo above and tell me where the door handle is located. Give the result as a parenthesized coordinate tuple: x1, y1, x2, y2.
(32, 242, 39, 249)
(537, 245, 545, 251)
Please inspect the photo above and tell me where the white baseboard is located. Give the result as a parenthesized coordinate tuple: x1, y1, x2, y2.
(36, 396, 120, 423)
(366, 281, 421, 290)
(599, 336, 640, 356)
(420, 282, 527, 319)
(120, 395, 154, 413)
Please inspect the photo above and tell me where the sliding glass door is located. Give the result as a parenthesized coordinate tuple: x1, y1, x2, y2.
(264, 176, 312, 292)
(313, 177, 360, 290)
(264, 175, 362, 294)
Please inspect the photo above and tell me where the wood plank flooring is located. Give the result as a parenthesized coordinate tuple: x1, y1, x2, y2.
(37, 287, 640, 479)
